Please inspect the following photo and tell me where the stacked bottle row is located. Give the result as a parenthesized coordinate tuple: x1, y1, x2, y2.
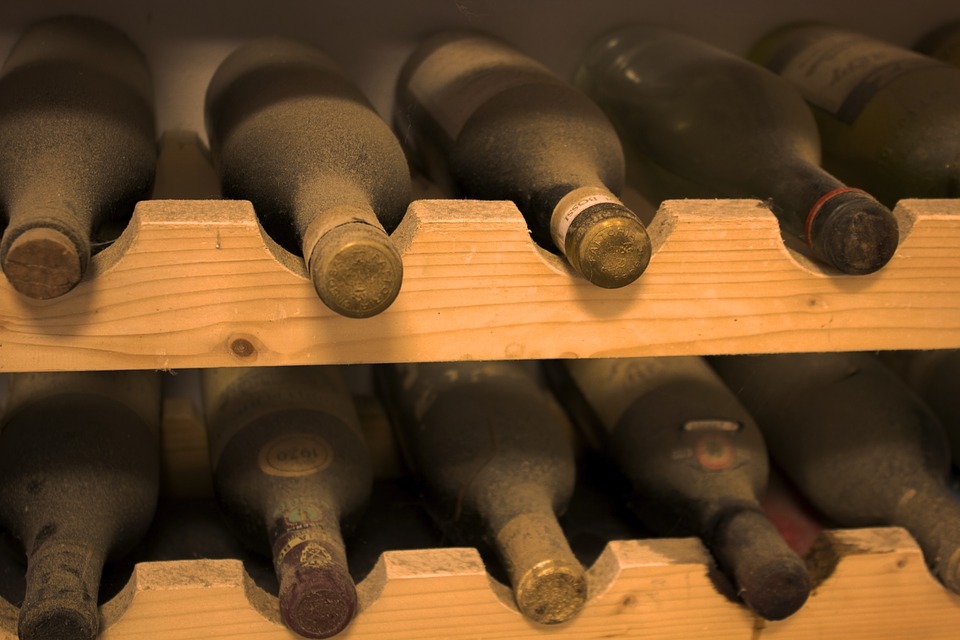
(3, 16, 960, 315)
(1, 350, 959, 639)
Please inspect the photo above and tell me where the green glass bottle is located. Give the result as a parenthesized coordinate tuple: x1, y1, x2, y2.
(577, 24, 898, 275)
(375, 360, 587, 624)
(0, 16, 156, 299)
(395, 31, 651, 289)
(0, 371, 161, 640)
(711, 351, 960, 594)
(750, 23, 960, 206)
(206, 38, 409, 318)
(202, 366, 372, 638)
(545, 356, 811, 620)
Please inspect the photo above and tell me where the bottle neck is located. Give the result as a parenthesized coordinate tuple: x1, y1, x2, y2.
(706, 506, 811, 620)
(765, 159, 844, 239)
(267, 500, 357, 638)
(478, 483, 587, 624)
(19, 539, 107, 640)
(894, 480, 960, 594)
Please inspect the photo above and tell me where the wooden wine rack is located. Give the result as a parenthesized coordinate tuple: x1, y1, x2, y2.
(2, 527, 958, 640)
(1, 194, 959, 639)
(0, 193, 957, 372)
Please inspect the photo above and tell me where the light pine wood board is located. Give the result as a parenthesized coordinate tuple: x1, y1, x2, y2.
(0, 527, 955, 639)
(0, 197, 956, 372)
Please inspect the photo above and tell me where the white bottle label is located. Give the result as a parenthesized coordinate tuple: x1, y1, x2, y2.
(549, 186, 622, 253)
(406, 35, 557, 140)
(774, 29, 942, 123)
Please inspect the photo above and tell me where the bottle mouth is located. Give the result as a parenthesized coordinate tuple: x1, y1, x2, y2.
(307, 222, 404, 318)
(805, 187, 900, 275)
(737, 555, 812, 621)
(2, 225, 87, 299)
(514, 558, 588, 625)
(565, 204, 652, 288)
(276, 538, 358, 639)
(19, 604, 98, 640)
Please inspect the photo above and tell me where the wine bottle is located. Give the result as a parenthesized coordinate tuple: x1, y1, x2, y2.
(375, 360, 587, 624)
(710, 351, 960, 593)
(750, 23, 960, 205)
(577, 24, 899, 275)
(0, 16, 157, 299)
(879, 350, 960, 465)
(544, 356, 811, 620)
(394, 31, 651, 289)
(916, 21, 960, 66)
(206, 38, 410, 318)
(0, 370, 161, 640)
(202, 366, 372, 639)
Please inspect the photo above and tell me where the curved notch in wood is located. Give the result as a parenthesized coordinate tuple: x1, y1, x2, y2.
(2, 528, 955, 639)
(0, 197, 957, 372)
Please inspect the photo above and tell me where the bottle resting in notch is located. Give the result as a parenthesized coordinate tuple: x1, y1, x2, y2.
(0, 15, 157, 299)
(394, 31, 651, 288)
(750, 22, 960, 205)
(710, 351, 960, 594)
(576, 24, 899, 275)
(206, 37, 410, 318)
(0, 370, 162, 640)
(375, 360, 588, 624)
(544, 356, 811, 620)
(202, 366, 373, 639)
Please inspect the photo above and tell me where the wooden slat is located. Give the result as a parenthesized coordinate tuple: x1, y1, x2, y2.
(1, 527, 954, 639)
(0, 196, 956, 372)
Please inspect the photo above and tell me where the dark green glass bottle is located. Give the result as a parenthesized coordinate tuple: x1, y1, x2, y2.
(395, 31, 651, 289)
(577, 24, 899, 275)
(711, 351, 960, 594)
(546, 356, 811, 620)
(0, 371, 161, 640)
(376, 360, 587, 624)
(750, 23, 960, 206)
(206, 38, 410, 318)
(0, 16, 156, 299)
(202, 366, 372, 638)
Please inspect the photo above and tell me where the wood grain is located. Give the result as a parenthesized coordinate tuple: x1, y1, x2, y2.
(0, 196, 956, 372)
(1, 528, 954, 639)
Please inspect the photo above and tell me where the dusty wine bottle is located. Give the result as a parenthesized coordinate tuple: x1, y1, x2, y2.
(577, 24, 899, 275)
(750, 23, 960, 205)
(375, 360, 587, 624)
(879, 350, 960, 466)
(202, 366, 372, 638)
(916, 21, 960, 66)
(544, 356, 811, 620)
(0, 16, 157, 299)
(394, 31, 651, 288)
(0, 370, 161, 640)
(710, 351, 960, 593)
(206, 38, 410, 318)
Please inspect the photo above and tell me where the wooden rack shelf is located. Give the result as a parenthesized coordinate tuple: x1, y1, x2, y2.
(0, 196, 957, 373)
(1, 527, 956, 640)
